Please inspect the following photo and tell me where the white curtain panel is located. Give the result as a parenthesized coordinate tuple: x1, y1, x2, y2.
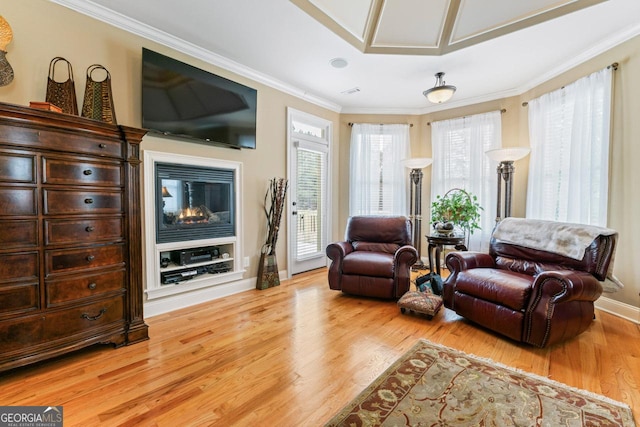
(349, 123, 411, 216)
(431, 111, 502, 251)
(526, 67, 612, 226)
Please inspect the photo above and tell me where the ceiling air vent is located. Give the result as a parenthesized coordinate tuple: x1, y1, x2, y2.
(341, 87, 360, 95)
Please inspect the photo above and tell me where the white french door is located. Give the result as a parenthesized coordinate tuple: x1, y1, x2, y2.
(287, 108, 331, 276)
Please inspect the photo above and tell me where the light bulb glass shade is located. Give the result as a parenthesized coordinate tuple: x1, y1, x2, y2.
(403, 157, 433, 169)
(485, 147, 531, 162)
(423, 72, 456, 104)
(423, 86, 456, 103)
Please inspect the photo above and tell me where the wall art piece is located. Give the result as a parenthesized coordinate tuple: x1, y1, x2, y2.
(0, 16, 14, 86)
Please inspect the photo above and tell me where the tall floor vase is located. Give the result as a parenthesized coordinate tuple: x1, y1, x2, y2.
(256, 253, 279, 290)
(256, 178, 288, 290)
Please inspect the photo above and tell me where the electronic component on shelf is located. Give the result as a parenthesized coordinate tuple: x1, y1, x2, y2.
(206, 263, 231, 274)
(161, 268, 199, 284)
(170, 247, 219, 266)
(160, 260, 232, 285)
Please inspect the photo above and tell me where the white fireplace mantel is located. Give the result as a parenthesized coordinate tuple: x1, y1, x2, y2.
(142, 150, 250, 316)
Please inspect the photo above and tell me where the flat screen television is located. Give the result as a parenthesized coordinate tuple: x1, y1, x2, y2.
(142, 48, 257, 149)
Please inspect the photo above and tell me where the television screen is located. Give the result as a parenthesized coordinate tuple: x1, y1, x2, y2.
(142, 48, 257, 149)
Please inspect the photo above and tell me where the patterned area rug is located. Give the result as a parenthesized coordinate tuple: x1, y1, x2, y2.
(325, 340, 635, 426)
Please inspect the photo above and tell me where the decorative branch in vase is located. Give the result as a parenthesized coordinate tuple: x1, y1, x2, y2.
(257, 177, 288, 289)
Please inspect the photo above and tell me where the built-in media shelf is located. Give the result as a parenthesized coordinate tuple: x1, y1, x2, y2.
(159, 242, 234, 285)
(143, 150, 245, 305)
(146, 237, 243, 300)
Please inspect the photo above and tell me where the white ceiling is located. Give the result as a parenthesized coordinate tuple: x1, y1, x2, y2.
(52, 0, 640, 114)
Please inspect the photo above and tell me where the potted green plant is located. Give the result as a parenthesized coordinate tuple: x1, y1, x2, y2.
(431, 188, 483, 236)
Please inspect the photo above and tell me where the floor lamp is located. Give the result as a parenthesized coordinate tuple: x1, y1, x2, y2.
(485, 147, 531, 223)
(403, 157, 433, 270)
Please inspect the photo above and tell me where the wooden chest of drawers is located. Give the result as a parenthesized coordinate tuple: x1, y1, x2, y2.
(0, 102, 148, 372)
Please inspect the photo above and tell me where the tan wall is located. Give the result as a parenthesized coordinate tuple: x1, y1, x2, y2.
(0, 1, 340, 287)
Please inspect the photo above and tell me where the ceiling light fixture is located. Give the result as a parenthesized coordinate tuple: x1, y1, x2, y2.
(423, 72, 456, 104)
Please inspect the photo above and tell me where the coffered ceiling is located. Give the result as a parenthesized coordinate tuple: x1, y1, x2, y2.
(292, 0, 607, 55)
(52, 0, 640, 113)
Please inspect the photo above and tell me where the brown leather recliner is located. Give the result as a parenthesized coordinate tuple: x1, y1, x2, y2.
(443, 218, 617, 348)
(326, 216, 418, 299)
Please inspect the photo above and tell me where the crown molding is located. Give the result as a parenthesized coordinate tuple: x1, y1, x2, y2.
(48, 0, 342, 113)
(340, 87, 521, 116)
(48, 0, 640, 117)
(344, 22, 640, 116)
(519, 21, 640, 95)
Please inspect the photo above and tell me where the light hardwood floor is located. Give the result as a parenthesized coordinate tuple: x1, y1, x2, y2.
(1, 268, 638, 426)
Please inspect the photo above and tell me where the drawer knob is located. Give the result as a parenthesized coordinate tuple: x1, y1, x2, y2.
(88, 282, 97, 290)
(83, 169, 93, 176)
(99, 143, 107, 149)
(86, 226, 95, 232)
(84, 198, 94, 204)
(86, 255, 95, 262)
(81, 308, 107, 321)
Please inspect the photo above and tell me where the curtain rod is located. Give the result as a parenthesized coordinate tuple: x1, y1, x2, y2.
(427, 108, 506, 126)
(348, 122, 413, 127)
(522, 62, 619, 107)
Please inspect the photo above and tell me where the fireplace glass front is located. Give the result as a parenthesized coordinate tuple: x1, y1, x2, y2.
(156, 162, 235, 243)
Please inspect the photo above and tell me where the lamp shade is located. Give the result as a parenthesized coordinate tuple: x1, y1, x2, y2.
(423, 72, 456, 104)
(403, 157, 433, 169)
(161, 186, 173, 197)
(485, 147, 531, 162)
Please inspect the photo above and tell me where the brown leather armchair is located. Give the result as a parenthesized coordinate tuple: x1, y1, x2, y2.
(443, 218, 617, 348)
(326, 216, 418, 299)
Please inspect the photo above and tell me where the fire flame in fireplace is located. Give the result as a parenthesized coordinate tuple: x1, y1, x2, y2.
(177, 206, 208, 224)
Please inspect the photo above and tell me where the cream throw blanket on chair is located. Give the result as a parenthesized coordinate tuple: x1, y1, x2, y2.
(492, 218, 623, 293)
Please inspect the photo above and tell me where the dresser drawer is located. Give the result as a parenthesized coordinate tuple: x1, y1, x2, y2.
(0, 153, 35, 183)
(0, 252, 38, 283)
(45, 217, 123, 245)
(44, 189, 122, 215)
(45, 244, 125, 276)
(0, 295, 125, 352)
(0, 220, 38, 249)
(0, 187, 37, 216)
(43, 157, 123, 187)
(0, 124, 123, 159)
(43, 296, 124, 341)
(46, 269, 125, 306)
(0, 315, 45, 353)
(0, 283, 39, 315)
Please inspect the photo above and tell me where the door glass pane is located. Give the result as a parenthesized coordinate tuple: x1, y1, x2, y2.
(296, 148, 325, 259)
(292, 120, 324, 139)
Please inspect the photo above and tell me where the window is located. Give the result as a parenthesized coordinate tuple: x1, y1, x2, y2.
(526, 67, 613, 226)
(349, 124, 411, 216)
(431, 111, 502, 251)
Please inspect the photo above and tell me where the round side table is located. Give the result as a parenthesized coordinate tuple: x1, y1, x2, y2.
(426, 234, 467, 275)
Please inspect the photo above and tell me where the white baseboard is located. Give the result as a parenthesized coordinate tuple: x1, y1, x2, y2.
(595, 295, 640, 324)
(144, 270, 288, 318)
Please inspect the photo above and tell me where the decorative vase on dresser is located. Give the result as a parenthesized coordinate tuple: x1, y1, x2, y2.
(0, 101, 148, 372)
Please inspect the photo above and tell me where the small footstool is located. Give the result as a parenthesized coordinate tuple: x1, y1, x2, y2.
(398, 291, 443, 320)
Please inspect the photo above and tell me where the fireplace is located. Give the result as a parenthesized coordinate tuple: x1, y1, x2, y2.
(156, 162, 235, 243)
